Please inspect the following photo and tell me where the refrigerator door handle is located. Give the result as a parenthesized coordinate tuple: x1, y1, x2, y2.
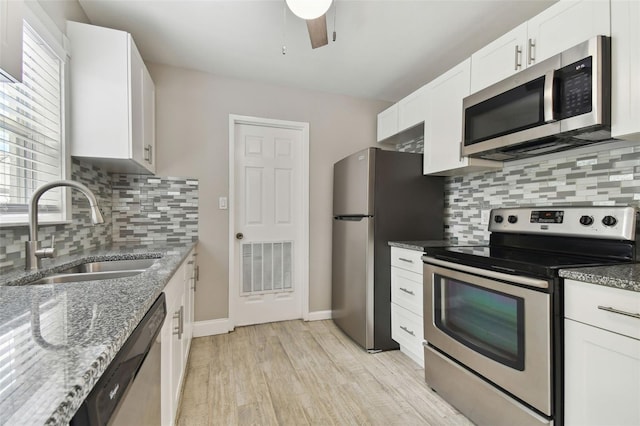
(334, 215, 371, 221)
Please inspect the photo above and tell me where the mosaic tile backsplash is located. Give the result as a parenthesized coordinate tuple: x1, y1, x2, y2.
(397, 142, 640, 245)
(111, 174, 199, 243)
(1, 159, 198, 273)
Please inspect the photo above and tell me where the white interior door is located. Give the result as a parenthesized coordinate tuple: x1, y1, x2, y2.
(232, 121, 306, 326)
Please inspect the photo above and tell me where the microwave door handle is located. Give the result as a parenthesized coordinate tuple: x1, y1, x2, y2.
(543, 70, 556, 123)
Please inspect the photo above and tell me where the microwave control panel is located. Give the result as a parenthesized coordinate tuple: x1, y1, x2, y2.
(556, 56, 593, 119)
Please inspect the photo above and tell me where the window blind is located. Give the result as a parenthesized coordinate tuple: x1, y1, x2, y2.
(0, 23, 64, 223)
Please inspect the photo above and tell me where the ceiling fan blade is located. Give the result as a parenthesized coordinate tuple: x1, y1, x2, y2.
(306, 14, 328, 49)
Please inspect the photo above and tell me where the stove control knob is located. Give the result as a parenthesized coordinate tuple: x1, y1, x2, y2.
(602, 215, 617, 227)
(494, 215, 504, 224)
(579, 215, 594, 226)
(508, 215, 518, 224)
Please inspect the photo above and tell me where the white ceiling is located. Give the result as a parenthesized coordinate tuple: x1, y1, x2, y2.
(76, 0, 556, 102)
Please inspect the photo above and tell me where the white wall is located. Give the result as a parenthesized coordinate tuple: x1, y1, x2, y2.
(149, 63, 391, 321)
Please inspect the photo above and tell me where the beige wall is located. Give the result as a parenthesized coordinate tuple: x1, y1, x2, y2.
(148, 63, 391, 321)
(32, 0, 88, 33)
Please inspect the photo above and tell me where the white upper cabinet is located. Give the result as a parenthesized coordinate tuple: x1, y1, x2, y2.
(377, 85, 428, 144)
(397, 84, 429, 132)
(527, 0, 610, 65)
(0, 0, 23, 82)
(68, 21, 156, 174)
(611, 0, 640, 142)
(470, 23, 527, 93)
(377, 104, 398, 142)
(423, 59, 502, 176)
(471, 0, 610, 94)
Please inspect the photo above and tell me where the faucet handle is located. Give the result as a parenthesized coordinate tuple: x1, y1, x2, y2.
(36, 235, 56, 259)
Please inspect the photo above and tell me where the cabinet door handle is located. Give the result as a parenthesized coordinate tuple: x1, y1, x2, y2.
(180, 305, 184, 338)
(597, 305, 640, 320)
(195, 265, 199, 281)
(528, 38, 535, 65)
(173, 310, 181, 338)
(398, 258, 414, 264)
(173, 306, 184, 339)
(144, 144, 153, 164)
(399, 287, 415, 296)
(400, 326, 415, 337)
(514, 45, 522, 70)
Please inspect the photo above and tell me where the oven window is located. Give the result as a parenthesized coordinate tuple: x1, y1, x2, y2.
(464, 76, 545, 146)
(434, 275, 525, 371)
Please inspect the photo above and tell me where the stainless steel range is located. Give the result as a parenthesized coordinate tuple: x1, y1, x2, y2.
(422, 206, 638, 426)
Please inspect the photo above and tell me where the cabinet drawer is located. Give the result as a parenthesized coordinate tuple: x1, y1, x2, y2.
(391, 303, 424, 355)
(390, 247, 424, 274)
(391, 267, 423, 316)
(565, 279, 640, 340)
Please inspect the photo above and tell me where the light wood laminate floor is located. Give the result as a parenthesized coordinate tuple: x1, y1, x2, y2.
(177, 320, 473, 426)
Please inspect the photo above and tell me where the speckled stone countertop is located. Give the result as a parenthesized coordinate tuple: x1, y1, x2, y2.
(0, 241, 197, 425)
(388, 240, 451, 251)
(560, 264, 640, 293)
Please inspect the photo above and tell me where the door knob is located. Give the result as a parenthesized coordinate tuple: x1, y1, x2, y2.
(236, 233, 244, 240)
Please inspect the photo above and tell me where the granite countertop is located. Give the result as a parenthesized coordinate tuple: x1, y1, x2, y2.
(388, 240, 452, 251)
(0, 241, 197, 425)
(559, 263, 640, 293)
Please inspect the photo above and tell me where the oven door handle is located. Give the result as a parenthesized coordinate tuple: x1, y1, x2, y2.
(422, 256, 550, 290)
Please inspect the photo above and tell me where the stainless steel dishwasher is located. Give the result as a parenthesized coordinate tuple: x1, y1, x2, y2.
(71, 293, 166, 426)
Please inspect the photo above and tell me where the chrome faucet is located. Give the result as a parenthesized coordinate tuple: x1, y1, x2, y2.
(26, 180, 105, 271)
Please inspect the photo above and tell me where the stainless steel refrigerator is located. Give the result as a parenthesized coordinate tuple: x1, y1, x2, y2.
(332, 147, 444, 351)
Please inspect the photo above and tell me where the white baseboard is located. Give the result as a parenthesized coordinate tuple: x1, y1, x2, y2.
(193, 312, 331, 337)
(306, 310, 332, 321)
(193, 318, 233, 337)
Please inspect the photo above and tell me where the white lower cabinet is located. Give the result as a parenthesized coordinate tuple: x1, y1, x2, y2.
(161, 247, 197, 426)
(564, 279, 640, 426)
(390, 247, 425, 365)
(182, 249, 197, 357)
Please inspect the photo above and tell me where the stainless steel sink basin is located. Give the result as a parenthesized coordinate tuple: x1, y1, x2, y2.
(23, 258, 158, 285)
(60, 259, 157, 274)
(28, 270, 145, 285)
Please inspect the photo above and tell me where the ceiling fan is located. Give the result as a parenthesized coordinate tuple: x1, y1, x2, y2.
(285, 0, 333, 49)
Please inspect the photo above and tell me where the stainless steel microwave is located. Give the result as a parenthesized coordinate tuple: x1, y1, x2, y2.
(462, 36, 611, 161)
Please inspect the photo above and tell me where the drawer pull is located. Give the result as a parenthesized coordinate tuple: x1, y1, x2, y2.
(399, 287, 415, 296)
(400, 325, 415, 336)
(597, 305, 640, 320)
(398, 258, 414, 264)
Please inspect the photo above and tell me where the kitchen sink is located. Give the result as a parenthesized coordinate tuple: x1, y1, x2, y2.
(24, 258, 158, 285)
(60, 259, 157, 274)
(28, 270, 145, 285)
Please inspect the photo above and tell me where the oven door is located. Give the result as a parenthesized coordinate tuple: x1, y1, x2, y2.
(423, 257, 552, 416)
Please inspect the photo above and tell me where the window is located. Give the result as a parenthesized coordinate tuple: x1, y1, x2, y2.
(0, 22, 65, 225)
